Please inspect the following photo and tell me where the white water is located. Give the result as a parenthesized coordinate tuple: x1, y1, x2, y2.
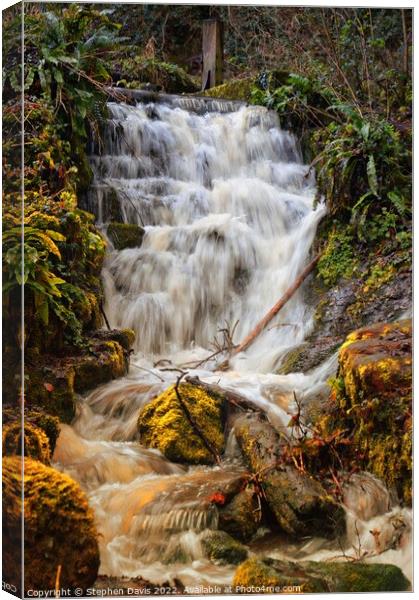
(54, 99, 411, 588)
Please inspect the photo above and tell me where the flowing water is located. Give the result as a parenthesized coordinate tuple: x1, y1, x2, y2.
(53, 98, 412, 588)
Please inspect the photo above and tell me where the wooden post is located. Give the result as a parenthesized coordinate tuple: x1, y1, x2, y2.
(202, 19, 223, 90)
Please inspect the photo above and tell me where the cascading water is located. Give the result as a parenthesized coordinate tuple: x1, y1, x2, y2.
(53, 97, 412, 588)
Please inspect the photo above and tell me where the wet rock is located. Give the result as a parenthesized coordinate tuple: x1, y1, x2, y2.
(233, 557, 410, 593)
(279, 252, 411, 375)
(2, 457, 100, 595)
(25, 337, 131, 422)
(3, 422, 51, 464)
(201, 530, 248, 565)
(218, 484, 262, 542)
(234, 413, 345, 538)
(137, 383, 225, 464)
(93, 327, 136, 351)
(107, 222, 145, 250)
(202, 77, 255, 102)
(331, 319, 412, 504)
(2, 407, 60, 455)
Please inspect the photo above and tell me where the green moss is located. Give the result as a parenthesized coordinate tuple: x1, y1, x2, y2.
(107, 222, 145, 250)
(233, 558, 410, 593)
(202, 77, 255, 102)
(2, 457, 100, 594)
(331, 320, 412, 504)
(3, 422, 51, 464)
(202, 530, 248, 565)
(317, 226, 358, 287)
(137, 382, 225, 464)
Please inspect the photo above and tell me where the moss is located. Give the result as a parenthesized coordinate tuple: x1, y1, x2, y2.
(93, 328, 136, 351)
(2, 457, 100, 594)
(202, 77, 255, 102)
(26, 363, 77, 423)
(317, 226, 358, 287)
(73, 340, 128, 393)
(233, 558, 409, 593)
(331, 320, 412, 504)
(107, 222, 145, 250)
(3, 407, 60, 455)
(137, 382, 225, 464)
(3, 422, 51, 464)
(202, 531, 248, 565)
(218, 485, 261, 542)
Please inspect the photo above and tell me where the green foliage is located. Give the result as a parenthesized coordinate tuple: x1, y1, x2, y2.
(113, 54, 198, 93)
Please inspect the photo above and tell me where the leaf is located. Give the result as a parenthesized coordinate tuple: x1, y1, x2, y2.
(367, 154, 378, 196)
(43, 382, 54, 392)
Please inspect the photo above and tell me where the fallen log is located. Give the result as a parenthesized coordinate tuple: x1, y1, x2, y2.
(216, 253, 321, 370)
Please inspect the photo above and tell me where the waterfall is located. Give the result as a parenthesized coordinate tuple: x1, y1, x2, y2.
(53, 97, 411, 587)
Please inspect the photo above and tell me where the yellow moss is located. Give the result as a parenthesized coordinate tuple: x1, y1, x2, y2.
(137, 383, 225, 464)
(202, 77, 255, 101)
(3, 422, 51, 464)
(2, 457, 100, 594)
(233, 558, 282, 589)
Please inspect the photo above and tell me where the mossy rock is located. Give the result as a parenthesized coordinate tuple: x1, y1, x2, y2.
(332, 319, 412, 504)
(202, 77, 255, 102)
(3, 422, 51, 464)
(218, 485, 262, 542)
(201, 530, 248, 565)
(2, 457, 100, 594)
(93, 328, 136, 351)
(2, 407, 60, 455)
(107, 222, 145, 250)
(72, 340, 128, 393)
(234, 414, 345, 538)
(233, 558, 410, 593)
(137, 383, 225, 464)
(25, 363, 77, 424)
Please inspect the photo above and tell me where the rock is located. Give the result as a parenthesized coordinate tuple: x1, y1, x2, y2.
(331, 319, 412, 504)
(2, 457, 100, 594)
(25, 337, 130, 421)
(202, 77, 255, 102)
(279, 250, 411, 375)
(93, 328, 136, 351)
(137, 382, 225, 464)
(3, 422, 51, 464)
(234, 413, 345, 538)
(72, 340, 129, 393)
(201, 530, 248, 565)
(218, 484, 262, 542)
(233, 558, 410, 593)
(2, 407, 60, 454)
(107, 222, 145, 250)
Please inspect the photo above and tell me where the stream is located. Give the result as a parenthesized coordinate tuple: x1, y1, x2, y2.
(53, 97, 412, 588)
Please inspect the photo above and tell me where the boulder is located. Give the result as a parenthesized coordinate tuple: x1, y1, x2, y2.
(2, 457, 100, 595)
(137, 383, 225, 464)
(107, 222, 144, 250)
(332, 319, 412, 504)
(233, 558, 410, 593)
(2, 407, 60, 455)
(201, 530, 248, 565)
(234, 413, 345, 538)
(3, 422, 51, 464)
(218, 484, 262, 542)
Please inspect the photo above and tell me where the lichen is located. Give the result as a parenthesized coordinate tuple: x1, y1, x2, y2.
(137, 383, 225, 464)
(2, 457, 100, 594)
